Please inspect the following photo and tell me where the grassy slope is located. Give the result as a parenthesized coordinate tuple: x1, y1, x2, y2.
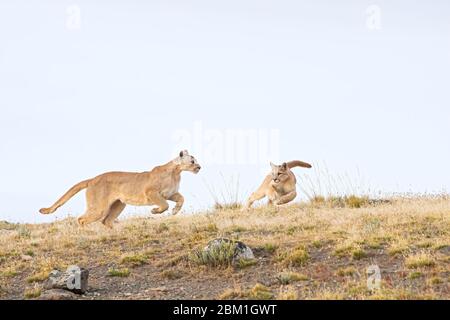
(0, 197, 449, 300)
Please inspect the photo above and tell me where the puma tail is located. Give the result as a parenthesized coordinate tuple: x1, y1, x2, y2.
(39, 179, 91, 214)
(287, 160, 312, 169)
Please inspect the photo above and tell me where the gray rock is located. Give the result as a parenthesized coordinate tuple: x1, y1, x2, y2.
(39, 289, 78, 300)
(44, 265, 89, 294)
(204, 238, 255, 264)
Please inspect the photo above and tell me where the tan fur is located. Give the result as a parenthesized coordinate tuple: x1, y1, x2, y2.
(244, 160, 312, 209)
(39, 150, 201, 228)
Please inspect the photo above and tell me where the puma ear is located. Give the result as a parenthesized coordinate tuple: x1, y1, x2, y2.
(179, 150, 189, 157)
(281, 162, 287, 170)
(270, 162, 276, 169)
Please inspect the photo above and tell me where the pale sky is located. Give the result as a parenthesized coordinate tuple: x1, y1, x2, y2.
(1, 1, 449, 223)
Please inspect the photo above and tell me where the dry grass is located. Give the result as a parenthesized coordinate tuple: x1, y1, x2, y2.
(277, 286, 299, 300)
(160, 269, 184, 280)
(217, 283, 274, 300)
(280, 246, 309, 267)
(0, 196, 449, 299)
(23, 285, 41, 299)
(189, 240, 236, 268)
(107, 267, 130, 277)
(277, 271, 308, 284)
(405, 253, 436, 269)
(336, 267, 357, 277)
(248, 283, 274, 300)
(119, 252, 151, 267)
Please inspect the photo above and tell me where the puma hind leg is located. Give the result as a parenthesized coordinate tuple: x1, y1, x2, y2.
(77, 207, 107, 226)
(102, 200, 126, 229)
(275, 190, 297, 205)
(77, 186, 112, 226)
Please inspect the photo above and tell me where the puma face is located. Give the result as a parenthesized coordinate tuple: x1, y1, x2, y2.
(270, 162, 288, 184)
(176, 150, 201, 174)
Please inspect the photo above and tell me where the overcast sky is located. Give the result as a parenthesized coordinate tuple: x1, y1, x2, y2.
(1, 0, 449, 223)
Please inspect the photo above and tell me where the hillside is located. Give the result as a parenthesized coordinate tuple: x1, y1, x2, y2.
(0, 196, 449, 300)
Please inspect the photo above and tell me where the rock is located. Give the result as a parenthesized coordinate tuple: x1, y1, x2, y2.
(438, 245, 449, 255)
(44, 265, 89, 294)
(204, 238, 255, 264)
(39, 289, 78, 300)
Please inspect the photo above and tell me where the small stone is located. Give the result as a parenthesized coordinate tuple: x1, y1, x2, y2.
(39, 289, 78, 300)
(148, 286, 167, 292)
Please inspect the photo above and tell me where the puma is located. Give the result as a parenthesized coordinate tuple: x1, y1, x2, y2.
(39, 150, 201, 228)
(244, 160, 312, 209)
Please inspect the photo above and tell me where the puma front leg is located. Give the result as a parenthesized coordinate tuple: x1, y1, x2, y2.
(243, 190, 266, 210)
(275, 190, 297, 205)
(168, 192, 184, 215)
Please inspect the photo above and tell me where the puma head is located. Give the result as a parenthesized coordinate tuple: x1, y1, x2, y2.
(270, 162, 289, 183)
(175, 150, 201, 174)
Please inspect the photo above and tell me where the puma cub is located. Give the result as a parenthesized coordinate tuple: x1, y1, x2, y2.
(245, 160, 312, 209)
